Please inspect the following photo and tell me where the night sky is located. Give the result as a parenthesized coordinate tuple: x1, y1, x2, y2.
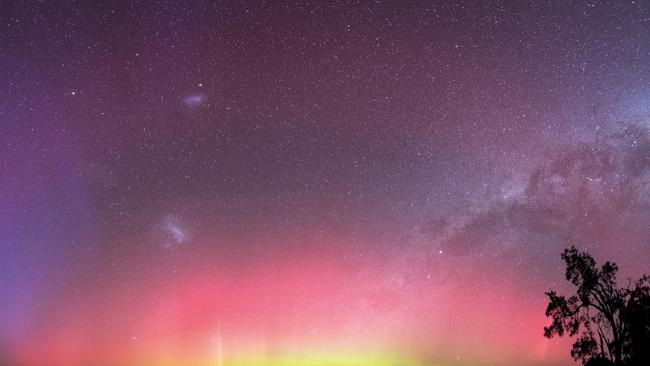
(2, 1, 650, 365)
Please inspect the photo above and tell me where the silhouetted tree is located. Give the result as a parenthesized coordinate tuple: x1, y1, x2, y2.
(585, 357, 614, 366)
(623, 275, 650, 364)
(544, 246, 650, 366)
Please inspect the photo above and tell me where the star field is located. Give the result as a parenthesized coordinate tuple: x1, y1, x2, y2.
(1, 1, 650, 365)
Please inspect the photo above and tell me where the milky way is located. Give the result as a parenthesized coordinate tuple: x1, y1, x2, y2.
(1, 1, 650, 366)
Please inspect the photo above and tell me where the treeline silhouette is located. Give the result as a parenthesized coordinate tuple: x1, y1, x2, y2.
(544, 247, 649, 366)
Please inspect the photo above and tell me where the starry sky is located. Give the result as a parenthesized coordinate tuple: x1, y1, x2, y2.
(2, 1, 650, 365)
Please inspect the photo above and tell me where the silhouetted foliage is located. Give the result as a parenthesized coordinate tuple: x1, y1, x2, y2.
(585, 357, 614, 366)
(544, 246, 650, 366)
(623, 275, 650, 364)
